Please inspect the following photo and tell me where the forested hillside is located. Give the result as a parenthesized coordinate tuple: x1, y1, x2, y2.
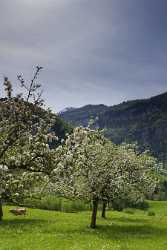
(60, 92, 167, 162)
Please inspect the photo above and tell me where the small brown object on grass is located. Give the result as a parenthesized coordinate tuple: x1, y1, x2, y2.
(9, 207, 26, 216)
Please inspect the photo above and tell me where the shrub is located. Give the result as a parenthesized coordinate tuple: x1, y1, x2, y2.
(132, 200, 149, 210)
(123, 208, 135, 214)
(111, 199, 149, 211)
(147, 211, 156, 216)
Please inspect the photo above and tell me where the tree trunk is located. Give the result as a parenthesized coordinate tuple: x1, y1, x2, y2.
(90, 199, 98, 229)
(102, 202, 107, 218)
(0, 200, 3, 221)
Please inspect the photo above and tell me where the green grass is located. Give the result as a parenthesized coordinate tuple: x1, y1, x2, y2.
(0, 201, 167, 250)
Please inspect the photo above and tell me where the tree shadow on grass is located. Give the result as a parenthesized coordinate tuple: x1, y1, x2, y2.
(105, 216, 149, 224)
(28, 218, 167, 242)
(94, 223, 167, 241)
(0, 218, 47, 229)
(0, 216, 166, 242)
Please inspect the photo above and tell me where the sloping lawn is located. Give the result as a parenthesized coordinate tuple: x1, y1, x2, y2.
(0, 201, 167, 250)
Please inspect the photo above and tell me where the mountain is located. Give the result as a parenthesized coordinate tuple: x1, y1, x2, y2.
(60, 92, 167, 163)
(59, 107, 76, 114)
(59, 104, 108, 127)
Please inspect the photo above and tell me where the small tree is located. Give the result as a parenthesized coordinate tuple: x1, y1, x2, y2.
(52, 127, 158, 228)
(101, 143, 158, 218)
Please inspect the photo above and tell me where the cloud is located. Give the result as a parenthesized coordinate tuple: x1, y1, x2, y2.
(0, 0, 167, 111)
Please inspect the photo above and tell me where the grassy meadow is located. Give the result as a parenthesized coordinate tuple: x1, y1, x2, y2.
(0, 201, 167, 250)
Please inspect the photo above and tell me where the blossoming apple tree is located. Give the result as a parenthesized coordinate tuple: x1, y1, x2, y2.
(0, 67, 56, 220)
(52, 127, 158, 228)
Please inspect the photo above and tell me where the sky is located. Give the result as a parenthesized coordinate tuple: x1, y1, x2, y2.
(0, 0, 167, 112)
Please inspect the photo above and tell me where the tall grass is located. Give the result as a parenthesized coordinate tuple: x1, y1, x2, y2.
(23, 195, 90, 212)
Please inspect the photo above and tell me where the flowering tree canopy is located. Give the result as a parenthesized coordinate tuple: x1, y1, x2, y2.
(52, 127, 158, 228)
(0, 67, 56, 220)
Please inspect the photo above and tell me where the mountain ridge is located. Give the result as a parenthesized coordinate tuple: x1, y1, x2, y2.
(60, 91, 167, 163)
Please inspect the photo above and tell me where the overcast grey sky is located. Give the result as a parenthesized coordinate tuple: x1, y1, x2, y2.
(0, 0, 167, 111)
